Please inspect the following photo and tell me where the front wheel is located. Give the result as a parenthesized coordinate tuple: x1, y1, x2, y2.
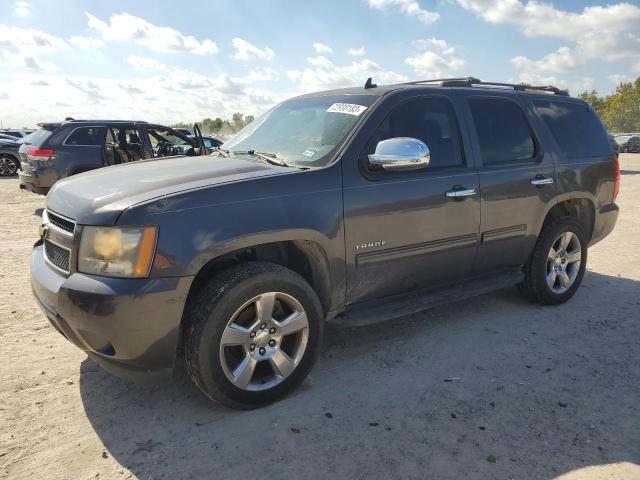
(183, 262, 323, 409)
(519, 217, 588, 305)
(0, 155, 19, 176)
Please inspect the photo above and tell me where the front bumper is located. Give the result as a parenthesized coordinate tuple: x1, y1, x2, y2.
(31, 243, 194, 382)
(589, 203, 619, 247)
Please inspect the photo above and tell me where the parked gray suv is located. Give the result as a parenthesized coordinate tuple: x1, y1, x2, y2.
(30, 78, 619, 409)
(18, 120, 201, 194)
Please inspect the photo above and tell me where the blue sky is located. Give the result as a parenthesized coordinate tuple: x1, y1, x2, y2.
(1, 0, 639, 127)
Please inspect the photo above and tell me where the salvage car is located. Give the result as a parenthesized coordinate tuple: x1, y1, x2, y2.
(31, 77, 619, 409)
(18, 120, 207, 194)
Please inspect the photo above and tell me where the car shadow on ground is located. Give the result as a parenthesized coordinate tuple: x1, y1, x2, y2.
(78, 270, 640, 479)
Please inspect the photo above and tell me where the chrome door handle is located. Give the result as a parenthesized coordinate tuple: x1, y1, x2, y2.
(445, 188, 477, 198)
(531, 176, 554, 186)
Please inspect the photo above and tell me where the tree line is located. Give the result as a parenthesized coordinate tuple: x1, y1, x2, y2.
(578, 77, 640, 133)
(173, 112, 256, 137)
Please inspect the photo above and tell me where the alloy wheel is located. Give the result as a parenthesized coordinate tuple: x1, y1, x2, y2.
(546, 231, 582, 294)
(219, 292, 309, 391)
(0, 156, 17, 176)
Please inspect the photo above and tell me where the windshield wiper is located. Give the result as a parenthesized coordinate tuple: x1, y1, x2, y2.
(233, 150, 289, 167)
(212, 146, 230, 157)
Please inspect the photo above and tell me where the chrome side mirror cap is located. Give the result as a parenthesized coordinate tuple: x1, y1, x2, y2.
(367, 137, 430, 171)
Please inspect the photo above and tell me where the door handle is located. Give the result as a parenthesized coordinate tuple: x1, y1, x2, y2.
(531, 176, 554, 186)
(445, 188, 477, 198)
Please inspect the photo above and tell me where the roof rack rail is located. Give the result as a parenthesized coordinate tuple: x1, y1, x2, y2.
(403, 76, 569, 96)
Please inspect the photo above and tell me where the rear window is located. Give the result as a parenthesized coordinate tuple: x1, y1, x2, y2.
(469, 97, 536, 165)
(534, 100, 610, 157)
(23, 129, 52, 146)
(65, 126, 105, 146)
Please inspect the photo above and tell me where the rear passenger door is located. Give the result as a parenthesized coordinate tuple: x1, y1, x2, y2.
(464, 95, 559, 273)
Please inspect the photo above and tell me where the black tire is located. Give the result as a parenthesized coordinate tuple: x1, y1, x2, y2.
(0, 155, 19, 176)
(518, 216, 588, 305)
(183, 261, 324, 409)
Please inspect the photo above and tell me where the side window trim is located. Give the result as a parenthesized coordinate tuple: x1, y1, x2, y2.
(467, 95, 541, 168)
(359, 93, 469, 180)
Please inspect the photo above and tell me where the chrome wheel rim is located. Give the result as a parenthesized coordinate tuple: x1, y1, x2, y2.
(546, 232, 582, 294)
(0, 156, 17, 176)
(219, 292, 309, 391)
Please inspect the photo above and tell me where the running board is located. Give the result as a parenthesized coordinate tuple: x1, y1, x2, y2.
(332, 270, 524, 328)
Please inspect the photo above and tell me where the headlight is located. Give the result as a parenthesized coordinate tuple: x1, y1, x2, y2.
(78, 226, 158, 278)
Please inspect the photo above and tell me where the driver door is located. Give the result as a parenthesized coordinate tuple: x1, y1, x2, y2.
(342, 95, 481, 305)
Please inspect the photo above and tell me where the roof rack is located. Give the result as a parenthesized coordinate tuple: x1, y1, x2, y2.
(403, 76, 569, 96)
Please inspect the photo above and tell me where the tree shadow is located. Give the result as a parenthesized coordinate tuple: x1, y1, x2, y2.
(79, 271, 640, 479)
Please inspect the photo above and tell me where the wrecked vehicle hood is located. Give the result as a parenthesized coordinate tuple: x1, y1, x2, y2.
(46, 154, 288, 225)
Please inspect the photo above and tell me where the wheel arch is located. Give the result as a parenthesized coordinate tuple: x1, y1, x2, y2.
(178, 239, 334, 351)
(537, 195, 596, 241)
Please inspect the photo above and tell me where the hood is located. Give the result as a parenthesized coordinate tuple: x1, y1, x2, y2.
(46, 154, 285, 225)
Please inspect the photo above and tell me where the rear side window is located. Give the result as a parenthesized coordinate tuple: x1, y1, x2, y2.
(65, 127, 105, 146)
(534, 100, 610, 157)
(469, 98, 536, 165)
(23, 129, 52, 146)
(365, 96, 465, 169)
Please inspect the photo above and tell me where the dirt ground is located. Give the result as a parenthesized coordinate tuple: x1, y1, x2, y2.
(1, 154, 639, 480)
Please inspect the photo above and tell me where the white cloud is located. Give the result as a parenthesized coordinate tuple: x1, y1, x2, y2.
(287, 55, 406, 92)
(232, 37, 274, 60)
(608, 74, 633, 85)
(0, 25, 68, 72)
(347, 47, 366, 56)
(14, 1, 30, 16)
(453, 0, 640, 41)
(69, 36, 105, 50)
(86, 12, 218, 55)
(454, 1, 640, 87)
(405, 38, 465, 78)
(242, 66, 280, 82)
(368, 0, 440, 25)
(123, 55, 167, 72)
(313, 42, 332, 54)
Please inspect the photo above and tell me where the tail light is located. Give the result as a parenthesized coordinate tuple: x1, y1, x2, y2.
(612, 154, 620, 202)
(25, 147, 55, 163)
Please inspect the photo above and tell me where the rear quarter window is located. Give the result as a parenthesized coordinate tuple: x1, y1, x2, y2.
(65, 126, 105, 146)
(534, 100, 610, 158)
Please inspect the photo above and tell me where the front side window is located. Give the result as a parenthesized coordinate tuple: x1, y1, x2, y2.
(147, 127, 193, 157)
(469, 98, 536, 165)
(223, 95, 377, 167)
(363, 96, 465, 169)
(66, 127, 105, 146)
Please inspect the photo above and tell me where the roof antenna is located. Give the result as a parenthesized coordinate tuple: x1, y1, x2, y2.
(364, 77, 377, 89)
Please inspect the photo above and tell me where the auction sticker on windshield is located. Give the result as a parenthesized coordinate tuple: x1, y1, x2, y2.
(326, 103, 368, 116)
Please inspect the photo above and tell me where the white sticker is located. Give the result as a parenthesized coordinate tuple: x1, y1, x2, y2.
(302, 149, 317, 158)
(326, 103, 368, 116)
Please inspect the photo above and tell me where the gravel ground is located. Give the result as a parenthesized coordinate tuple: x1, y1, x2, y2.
(1, 154, 639, 480)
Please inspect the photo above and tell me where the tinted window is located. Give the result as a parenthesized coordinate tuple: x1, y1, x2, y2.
(469, 98, 535, 165)
(534, 100, 609, 157)
(65, 127, 105, 146)
(365, 97, 464, 169)
(23, 129, 52, 146)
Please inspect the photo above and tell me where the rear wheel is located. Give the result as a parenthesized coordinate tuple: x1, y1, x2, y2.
(183, 262, 323, 409)
(0, 155, 19, 176)
(519, 217, 587, 305)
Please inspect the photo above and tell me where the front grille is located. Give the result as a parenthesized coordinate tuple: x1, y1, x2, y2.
(47, 211, 75, 234)
(44, 239, 70, 273)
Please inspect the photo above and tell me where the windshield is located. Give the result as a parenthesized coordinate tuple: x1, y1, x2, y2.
(223, 94, 377, 167)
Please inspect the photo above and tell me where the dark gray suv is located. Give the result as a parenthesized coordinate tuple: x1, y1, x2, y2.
(18, 120, 201, 194)
(30, 78, 619, 409)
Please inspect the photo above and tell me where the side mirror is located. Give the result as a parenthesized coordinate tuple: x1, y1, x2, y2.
(367, 137, 430, 171)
